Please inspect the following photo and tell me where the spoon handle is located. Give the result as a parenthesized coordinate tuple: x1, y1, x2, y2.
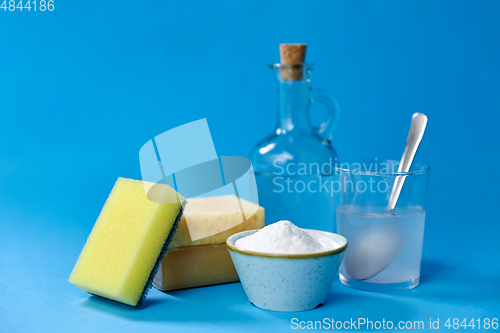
(387, 113, 428, 211)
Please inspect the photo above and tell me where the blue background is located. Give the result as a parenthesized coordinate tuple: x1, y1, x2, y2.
(1, 0, 499, 332)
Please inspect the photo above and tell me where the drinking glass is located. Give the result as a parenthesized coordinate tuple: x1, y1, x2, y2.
(335, 158, 430, 291)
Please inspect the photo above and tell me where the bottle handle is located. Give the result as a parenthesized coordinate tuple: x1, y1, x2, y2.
(309, 88, 340, 143)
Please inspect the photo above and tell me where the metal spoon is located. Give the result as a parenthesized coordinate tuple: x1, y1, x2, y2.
(387, 113, 428, 212)
(345, 113, 428, 281)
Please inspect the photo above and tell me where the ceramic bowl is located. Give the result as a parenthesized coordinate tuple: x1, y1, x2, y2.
(226, 229, 348, 312)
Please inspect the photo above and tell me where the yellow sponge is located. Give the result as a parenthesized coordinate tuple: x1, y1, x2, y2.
(68, 177, 184, 307)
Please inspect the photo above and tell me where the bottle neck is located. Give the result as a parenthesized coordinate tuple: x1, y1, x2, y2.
(277, 79, 311, 134)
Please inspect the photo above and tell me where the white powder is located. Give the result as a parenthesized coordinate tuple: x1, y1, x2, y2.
(235, 220, 339, 254)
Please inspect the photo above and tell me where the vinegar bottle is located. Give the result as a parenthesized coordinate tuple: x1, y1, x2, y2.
(250, 44, 340, 231)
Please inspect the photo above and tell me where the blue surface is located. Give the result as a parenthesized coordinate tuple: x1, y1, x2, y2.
(1, 0, 499, 332)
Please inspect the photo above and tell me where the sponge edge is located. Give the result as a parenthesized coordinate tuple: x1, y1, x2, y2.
(68, 177, 185, 307)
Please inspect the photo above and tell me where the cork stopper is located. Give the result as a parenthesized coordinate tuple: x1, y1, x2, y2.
(280, 43, 307, 64)
(279, 43, 307, 80)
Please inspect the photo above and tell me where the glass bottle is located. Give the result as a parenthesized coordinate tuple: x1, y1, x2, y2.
(251, 62, 340, 231)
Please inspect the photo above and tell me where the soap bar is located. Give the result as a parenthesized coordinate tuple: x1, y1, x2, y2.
(68, 177, 184, 307)
(170, 195, 265, 247)
(153, 243, 238, 291)
(154, 195, 264, 291)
